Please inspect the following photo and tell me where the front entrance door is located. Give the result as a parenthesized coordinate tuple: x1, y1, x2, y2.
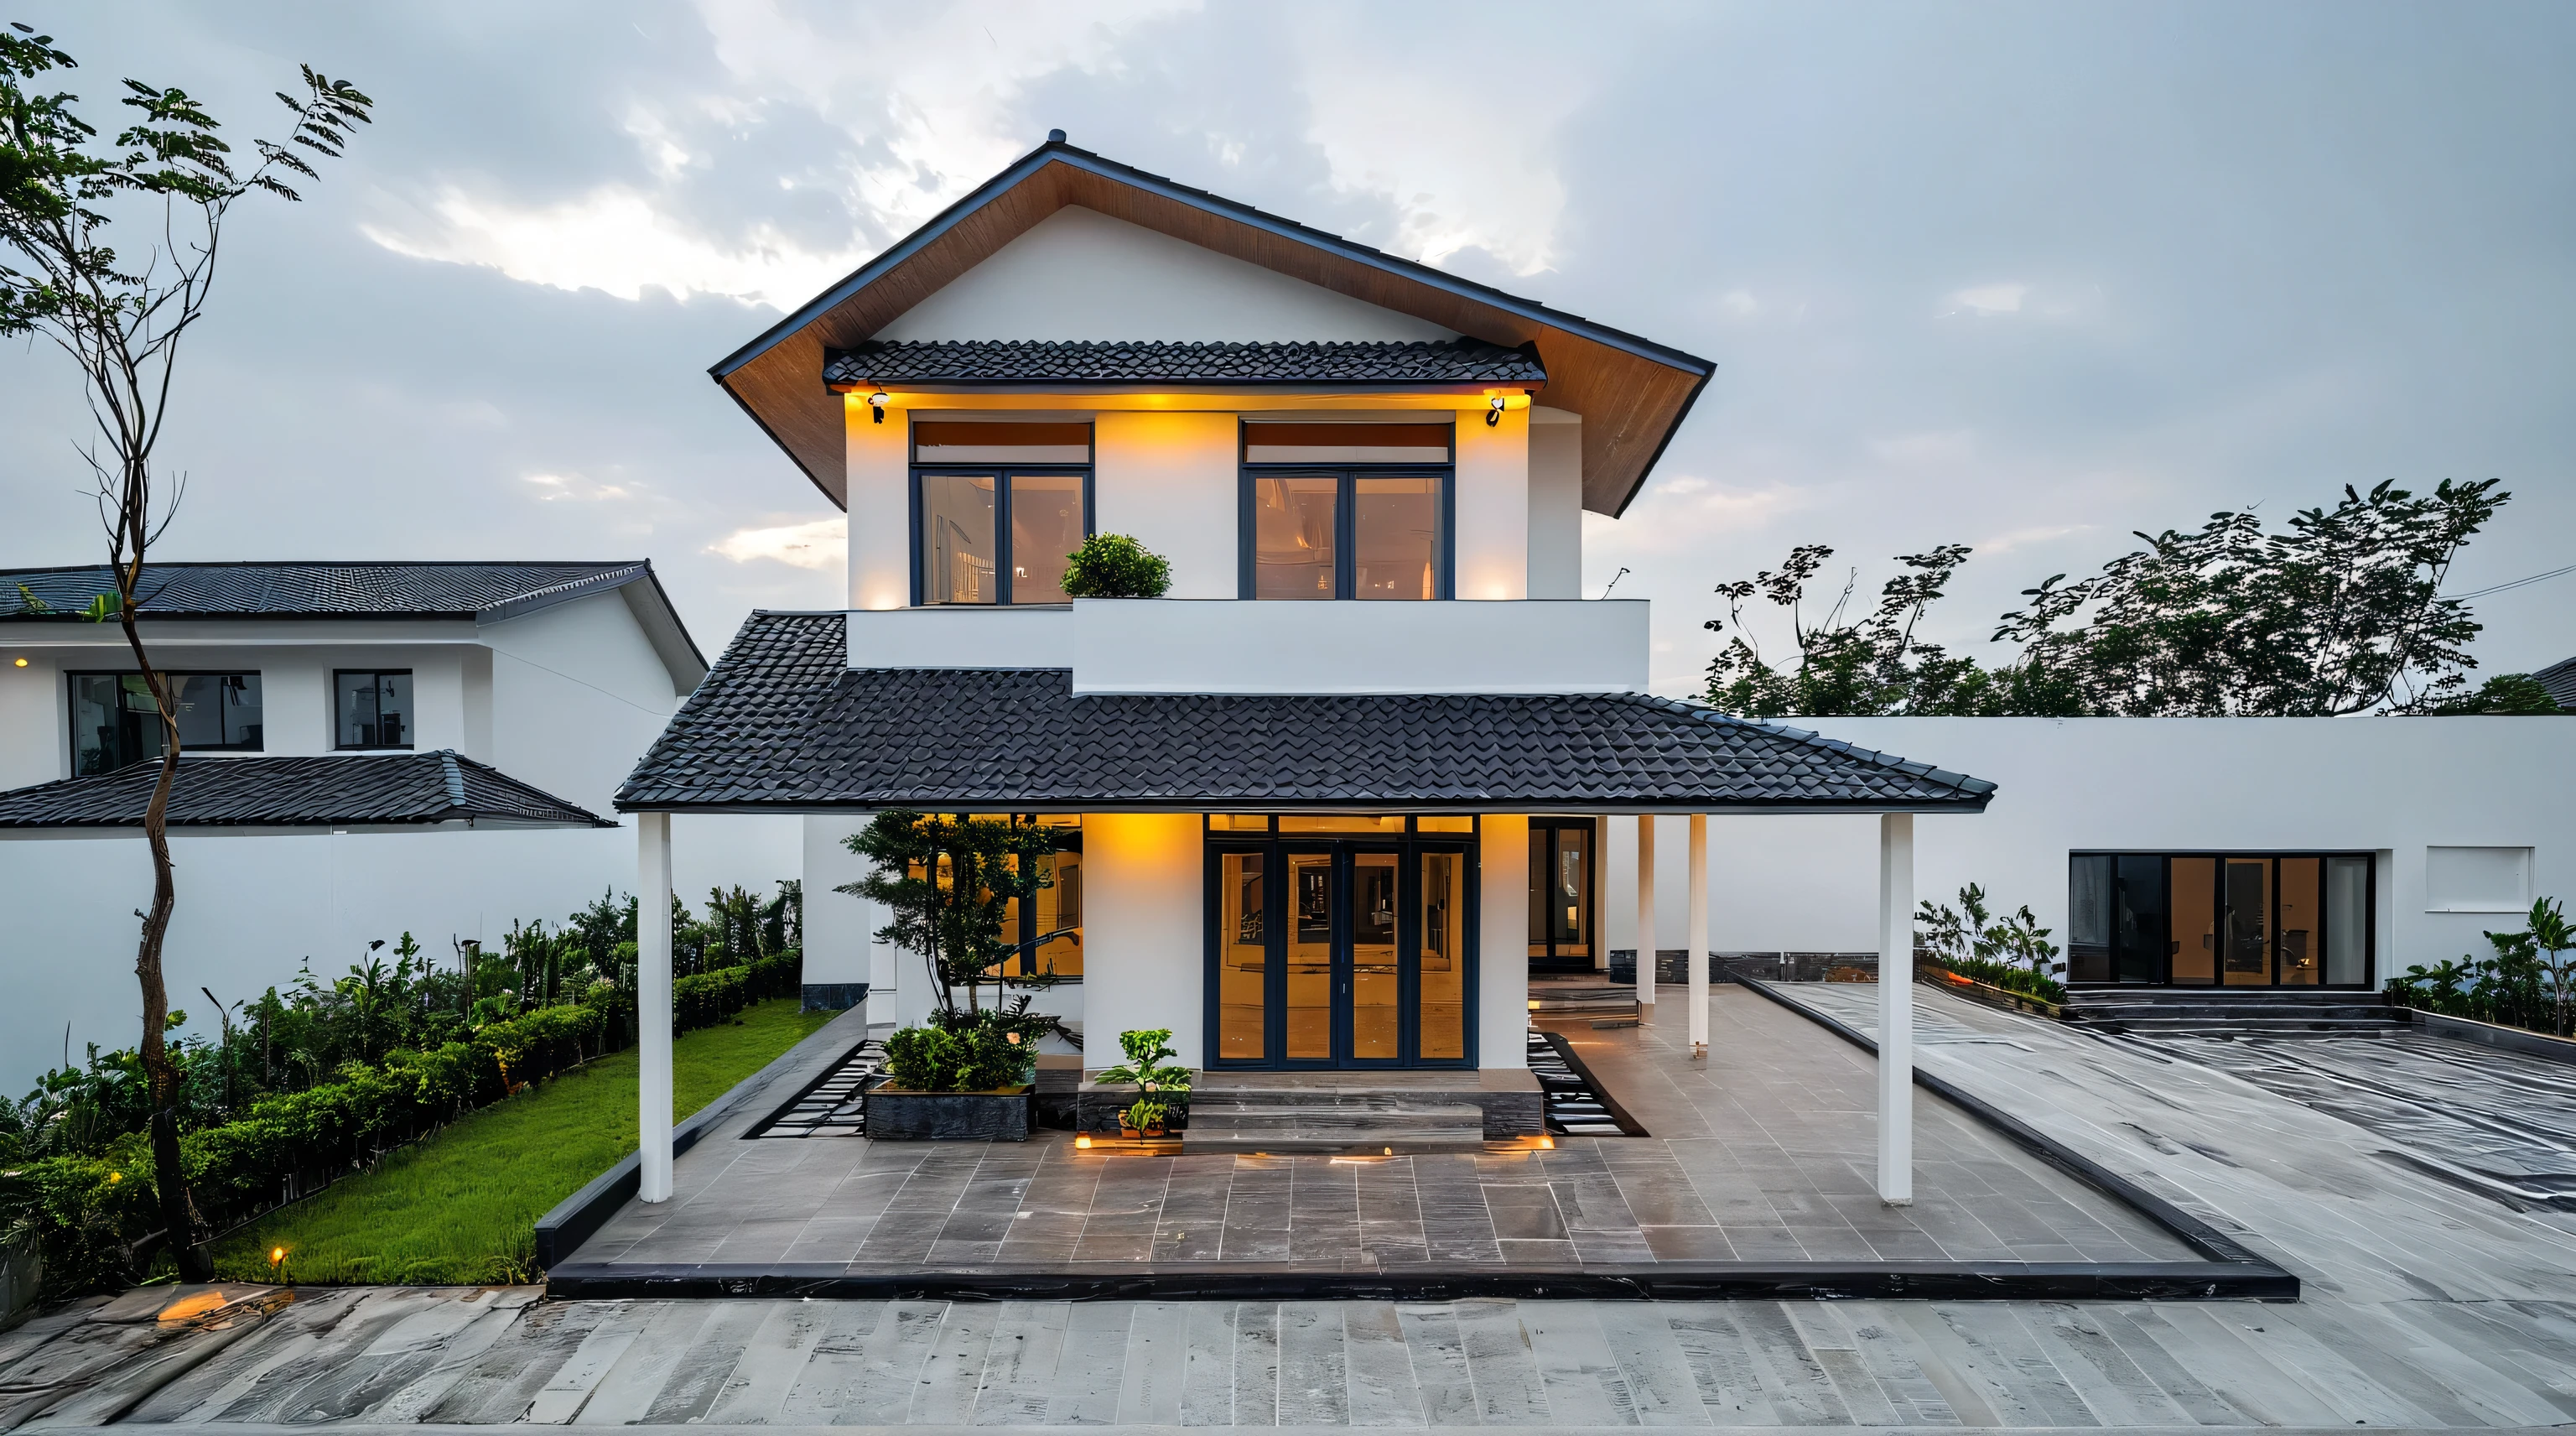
(1209, 838, 1475, 1069)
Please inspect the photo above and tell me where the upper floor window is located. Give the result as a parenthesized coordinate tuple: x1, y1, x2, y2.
(70, 672, 262, 776)
(1239, 419, 1454, 601)
(912, 421, 1093, 606)
(335, 669, 414, 749)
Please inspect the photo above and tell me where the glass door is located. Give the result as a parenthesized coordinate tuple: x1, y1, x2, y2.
(1208, 839, 1474, 1069)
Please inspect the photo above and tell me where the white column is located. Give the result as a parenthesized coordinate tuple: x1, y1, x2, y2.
(1686, 814, 1709, 1055)
(1877, 811, 1915, 1205)
(1479, 815, 1532, 1069)
(638, 811, 675, 1204)
(1633, 814, 1657, 1007)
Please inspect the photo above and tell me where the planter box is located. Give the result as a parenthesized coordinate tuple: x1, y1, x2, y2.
(2410, 1007, 2576, 1065)
(865, 1085, 1035, 1141)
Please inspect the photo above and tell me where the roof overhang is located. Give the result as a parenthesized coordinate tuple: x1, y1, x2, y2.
(713, 141, 1712, 518)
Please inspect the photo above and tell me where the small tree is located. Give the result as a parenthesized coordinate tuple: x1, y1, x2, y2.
(838, 811, 1063, 1017)
(2529, 898, 2574, 1038)
(1, 24, 371, 1279)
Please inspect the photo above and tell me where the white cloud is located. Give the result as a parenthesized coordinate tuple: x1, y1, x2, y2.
(712, 516, 845, 570)
(522, 471, 632, 502)
(1974, 523, 2095, 554)
(1949, 282, 2028, 315)
(364, 185, 867, 310)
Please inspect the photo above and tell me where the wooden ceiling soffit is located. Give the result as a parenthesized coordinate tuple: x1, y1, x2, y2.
(714, 148, 1709, 517)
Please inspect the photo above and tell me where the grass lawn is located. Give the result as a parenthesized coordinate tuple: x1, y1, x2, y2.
(207, 998, 834, 1285)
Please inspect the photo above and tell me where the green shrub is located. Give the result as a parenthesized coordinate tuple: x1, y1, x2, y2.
(1929, 953, 2068, 1004)
(1058, 533, 1172, 599)
(883, 1013, 1029, 1092)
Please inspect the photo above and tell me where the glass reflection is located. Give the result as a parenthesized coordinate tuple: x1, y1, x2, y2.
(1353, 853, 1400, 1059)
(1353, 475, 1442, 600)
(1420, 851, 1466, 1059)
(1253, 474, 1337, 599)
(1218, 852, 1267, 1060)
(1007, 473, 1083, 604)
(919, 473, 996, 604)
(1286, 854, 1335, 1060)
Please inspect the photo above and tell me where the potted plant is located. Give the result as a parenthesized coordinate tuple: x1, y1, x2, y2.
(1059, 533, 1172, 599)
(1091, 1028, 1192, 1137)
(839, 811, 1067, 1139)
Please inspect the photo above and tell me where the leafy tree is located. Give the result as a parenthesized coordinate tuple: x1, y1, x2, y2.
(1, 24, 371, 1277)
(839, 811, 1063, 1017)
(2414, 673, 2563, 715)
(1998, 480, 2506, 715)
(1059, 533, 1172, 598)
(1707, 480, 2510, 719)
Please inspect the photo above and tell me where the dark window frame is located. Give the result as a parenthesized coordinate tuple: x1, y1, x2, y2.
(66, 669, 264, 776)
(1202, 823, 1481, 1071)
(2066, 850, 2376, 990)
(908, 466, 1096, 607)
(1236, 422, 1456, 601)
(332, 668, 417, 751)
(1528, 817, 1597, 968)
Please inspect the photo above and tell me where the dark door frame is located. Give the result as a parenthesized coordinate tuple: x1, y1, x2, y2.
(1527, 816, 1598, 971)
(1202, 834, 1479, 1070)
(2069, 851, 2377, 989)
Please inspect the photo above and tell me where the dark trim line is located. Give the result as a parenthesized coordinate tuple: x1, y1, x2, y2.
(620, 799, 1996, 817)
(1735, 974, 2298, 1288)
(712, 140, 1716, 383)
(546, 1259, 2293, 1303)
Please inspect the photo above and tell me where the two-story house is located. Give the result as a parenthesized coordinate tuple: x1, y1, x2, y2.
(616, 137, 1993, 1201)
(0, 561, 706, 1090)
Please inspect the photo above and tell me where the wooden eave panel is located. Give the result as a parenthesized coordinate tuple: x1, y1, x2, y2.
(721, 157, 1706, 516)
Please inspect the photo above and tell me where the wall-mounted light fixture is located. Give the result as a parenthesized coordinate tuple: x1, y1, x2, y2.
(868, 388, 891, 424)
(1484, 390, 1531, 427)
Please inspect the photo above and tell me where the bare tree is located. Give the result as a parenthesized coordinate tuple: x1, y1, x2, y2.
(2, 22, 370, 1278)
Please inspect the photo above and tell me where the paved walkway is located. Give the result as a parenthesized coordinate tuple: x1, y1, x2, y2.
(11, 984, 2576, 1429)
(571, 986, 2184, 1272)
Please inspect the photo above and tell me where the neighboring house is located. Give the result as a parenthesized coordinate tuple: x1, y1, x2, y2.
(615, 128, 1987, 1185)
(0, 561, 710, 1090)
(2534, 653, 2576, 711)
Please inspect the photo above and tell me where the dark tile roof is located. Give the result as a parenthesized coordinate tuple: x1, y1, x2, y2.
(0, 752, 615, 830)
(821, 339, 1545, 388)
(615, 612, 1995, 813)
(1, 561, 654, 622)
(2534, 655, 2576, 711)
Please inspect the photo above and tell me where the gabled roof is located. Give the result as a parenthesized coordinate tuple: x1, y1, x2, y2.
(714, 138, 1712, 518)
(822, 338, 1547, 388)
(616, 613, 1995, 814)
(2, 560, 707, 692)
(0, 752, 614, 830)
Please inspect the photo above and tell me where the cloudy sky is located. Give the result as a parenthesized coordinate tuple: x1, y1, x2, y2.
(5, 1, 2571, 696)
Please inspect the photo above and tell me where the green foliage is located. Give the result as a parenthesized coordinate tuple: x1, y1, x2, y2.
(840, 811, 1065, 1016)
(1058, 533, 1173, 599)
(2386, 898, 2573, 1036)
(1914, 882, 2064, 1001)
(1706, 481, 2511, 718)
(1094, 1028, 1192, 1092)
(2415, 673, 2565, 715)
(1120, 1097, 1172, 1133)
(883, 1016, 1028, 1093)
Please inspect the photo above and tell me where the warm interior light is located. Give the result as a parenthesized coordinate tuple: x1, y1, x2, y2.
(1527, 999, 1541, 1010)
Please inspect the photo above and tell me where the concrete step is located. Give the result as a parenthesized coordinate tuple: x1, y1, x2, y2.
(1185, 1088, 1476, 1111)
(1182, 1099, 1487, 1155)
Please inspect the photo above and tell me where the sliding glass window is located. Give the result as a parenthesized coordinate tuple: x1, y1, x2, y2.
(70, 672, 262, 776)
(1240, 420, 1453, 601)
(911, 420, 1092, 606)
(2067, 851, 2373, 988)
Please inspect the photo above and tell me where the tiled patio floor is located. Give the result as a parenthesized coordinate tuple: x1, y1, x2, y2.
(569, 985, 2190, 1272)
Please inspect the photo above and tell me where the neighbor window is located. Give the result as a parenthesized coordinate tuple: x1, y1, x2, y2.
(2067, 851, 2373, 987)
(70, 672, 262, 776)
(1240, 420, 1452, 601)
(992, 816, 1083, 979)
(335, 670, 414, 749)
(912, 421, 1092, 606)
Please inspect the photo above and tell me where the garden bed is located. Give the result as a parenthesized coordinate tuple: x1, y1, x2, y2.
(863, 1085, 1034, 1141)
(1919, 965, 2068, 1020)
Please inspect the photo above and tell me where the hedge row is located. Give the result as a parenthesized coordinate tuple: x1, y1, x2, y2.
(3, 952, 802, 1298)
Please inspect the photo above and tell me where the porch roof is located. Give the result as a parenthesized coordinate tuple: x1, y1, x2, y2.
(615, 613, 1997, 814)
(0, 752, 614, 830)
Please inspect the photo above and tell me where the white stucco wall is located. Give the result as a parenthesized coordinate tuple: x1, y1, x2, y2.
(1527, 412, 1584, 601)
(1594, 716, 2576, 980)
(1080, 813, 1204, 1070)
(1092, 410, 1238, 599)
(875, 206, 1457, 345)
(1453, 408, 1530, 602)
(1068, 599, 1646, 696)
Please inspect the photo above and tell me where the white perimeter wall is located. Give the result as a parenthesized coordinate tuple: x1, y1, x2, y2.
(1598, 717, 2576, 975)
